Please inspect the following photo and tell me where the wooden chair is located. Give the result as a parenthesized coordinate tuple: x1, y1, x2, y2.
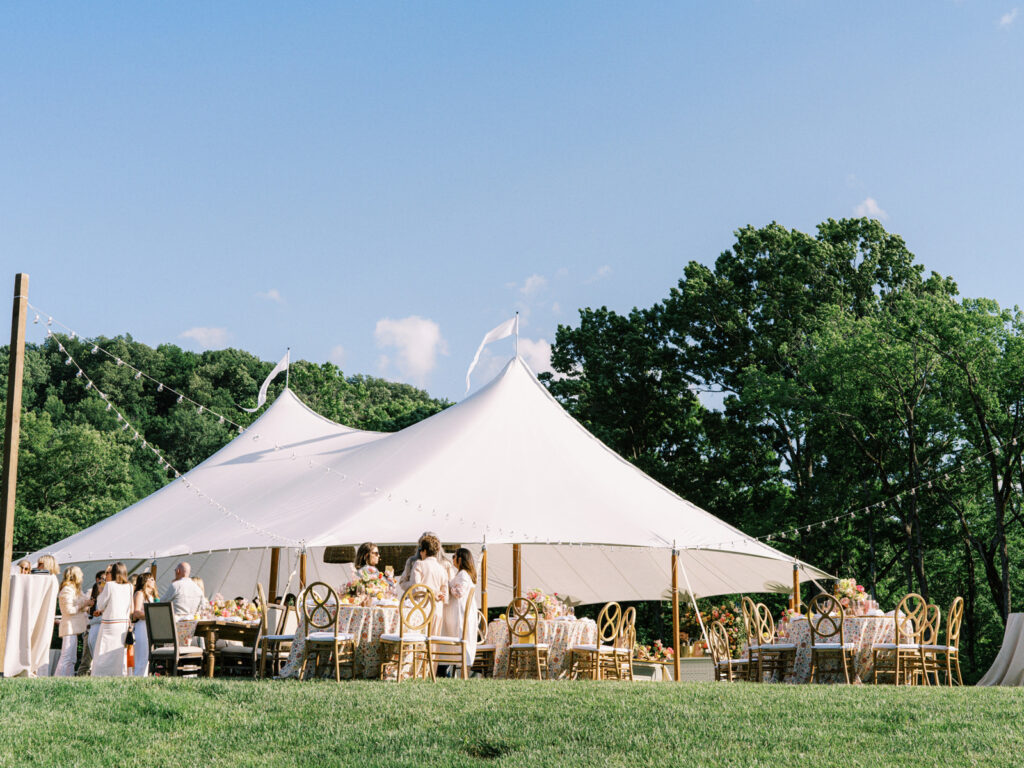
(921, 596, 963, 686)
(297, 582, 356, 682)
(256, 583, 298, 679)
(470, 611, 496, 678)
(610, 606, 636, 681)
(570, 601, 620, 680)
(752, 602, 796, 681)
(872, 593, 926, 685)
(428, 587, 476, 679)
(709, 620, 746, 681)
(144, 602, 204, 677)
(380, 583, 435, 682)
(506, 597, 549, 680)
(807, 594, 856, 684)
(914, 603, 943, 686)
(740, 596, 761, 681)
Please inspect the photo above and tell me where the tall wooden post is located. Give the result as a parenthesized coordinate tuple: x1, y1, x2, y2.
(792, 562, 801, 613)
(671, 548, 681, 683)
(480, 543, 488, 618)
(299, 550, 307, 589)
(268, 547, 281, 603)
(149, 562, 157, 579)
(512, 543, 521, 600)
(0, 274, 28, 670)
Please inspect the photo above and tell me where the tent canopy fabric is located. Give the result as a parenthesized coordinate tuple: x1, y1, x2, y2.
(36, 356, 828, 604)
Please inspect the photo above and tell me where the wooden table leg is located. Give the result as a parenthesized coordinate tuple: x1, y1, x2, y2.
(205, 628, 217, 678)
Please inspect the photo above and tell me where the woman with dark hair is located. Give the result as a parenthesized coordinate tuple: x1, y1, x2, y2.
(131, 572, 159, 677)
(443, 548, 478, 670)
(91, 562, 133, 677)
(355, 542, 381, 578)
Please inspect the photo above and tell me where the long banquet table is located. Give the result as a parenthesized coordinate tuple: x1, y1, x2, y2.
(780, 613, 897, 683)
(279, 604, 400, 679)
(486, 617, 598, 679)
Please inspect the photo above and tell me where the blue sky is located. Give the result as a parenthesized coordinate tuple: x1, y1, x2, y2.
(2, 3, 1023, 402)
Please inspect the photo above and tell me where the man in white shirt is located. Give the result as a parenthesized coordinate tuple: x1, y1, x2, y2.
(162, 561, 205, 619)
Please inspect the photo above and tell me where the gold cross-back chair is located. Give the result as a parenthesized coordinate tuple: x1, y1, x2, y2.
(380, 583, 435, 682)
(428, 587, 476, 680)
(807, 593, 857, 684)
(570, 601, 621, 680)
(297, 582, 356, 682)
(506, 597, 549, 680)
(872, 592, 926, 685)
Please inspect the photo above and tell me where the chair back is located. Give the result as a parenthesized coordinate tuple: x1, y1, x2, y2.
(398, 583, 435, 636)
(919, 603, 942, 646)
(505, 597, 539, 643)
(708, 620, 731, 665)
(278, 602, 299, 635)
(595, 601, 622, 646)
(946, 596, 964, 649)
(741, 596, 758, 644)
(144, 602, 178, 648)
(807, 594, 845, 647)
(617, 606, 637, 651)
(894, 593, 927, 646)
(754, 602, 776, 645)
(460, 587, 477, 643)
(300, 582, 340, 638)
(256, 582, 272, 637)
(477, 610, 489, 644)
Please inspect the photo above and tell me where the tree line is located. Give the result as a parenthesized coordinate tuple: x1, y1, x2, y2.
(541, 218, 1024, 680)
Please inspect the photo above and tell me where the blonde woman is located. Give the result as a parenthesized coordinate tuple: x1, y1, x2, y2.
(32, 554, 59, 575)
(92, 562, 133, 677)
(131, 572, 159, 677)
(56, 567, 92, 677)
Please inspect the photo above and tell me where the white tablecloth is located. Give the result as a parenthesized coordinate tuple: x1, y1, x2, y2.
(977, 613, 1024, 686)
(3, 574, 58, 677)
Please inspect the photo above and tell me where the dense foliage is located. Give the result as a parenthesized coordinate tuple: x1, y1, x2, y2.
(543, 218, 1024, 681)
(0, 336, 448, 556)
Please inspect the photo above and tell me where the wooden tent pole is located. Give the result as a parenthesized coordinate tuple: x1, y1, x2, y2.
(149, 563, 157, 579)
(480, 543, 488, 618)
(512, 543, 521, 600)
(792, 562, 800, 613)
(299, 550, 307, 589)
(268, 547, 281, 603)
(671, 547, 681, 683)
(0, 273, 28, 671)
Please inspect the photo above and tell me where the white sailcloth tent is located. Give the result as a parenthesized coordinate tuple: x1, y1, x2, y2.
(36, 356, 828, 604)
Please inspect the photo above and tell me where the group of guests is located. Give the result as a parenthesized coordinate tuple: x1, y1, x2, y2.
(354, 532, 479, 671)
(48, 558, 207, 677)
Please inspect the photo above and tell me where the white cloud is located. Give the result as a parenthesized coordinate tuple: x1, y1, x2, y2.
(180, 326, 230, 349)
(585, 265, 613, 283)
(255, 288, 284, 303)
(854, 197, 889, 220)
(521, 274, 547, 296)
(328, 345, 345, 366)
(374, 315, 447, 386)
(518, 337, 554, 376)
(999, 8, 1018, 26)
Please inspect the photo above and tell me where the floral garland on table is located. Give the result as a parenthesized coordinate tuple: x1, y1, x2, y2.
(634, 639, 675, 663)
(524, 588, 571, 619)
(341, 571, 395, 605)
(201, 595, 260, 621)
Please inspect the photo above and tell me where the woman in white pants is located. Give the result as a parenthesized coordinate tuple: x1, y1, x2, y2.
(56, 567, 92, 676)
(130, 572, 159, 676)
(92, 562, 133, 677)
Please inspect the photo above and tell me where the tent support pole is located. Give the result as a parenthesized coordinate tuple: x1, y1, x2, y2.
(480, 543, 488, 618)
(269, 547, 281, 603)
(0, 273, 28, 673)
(299, 550, 307, 589)
(677, 551, 711, 678)
(671, 547, 681, 683)
(792, 562, 800, 613)
(512, 543, 521, 600)
(150, 562, 157, 579)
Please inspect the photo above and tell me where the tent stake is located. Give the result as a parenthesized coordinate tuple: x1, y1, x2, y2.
(269, 547, 281, 603)
(671, 546, 681, 683)
(0, 273, 28, 672)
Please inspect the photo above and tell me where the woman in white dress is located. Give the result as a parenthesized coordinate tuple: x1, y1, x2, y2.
(55, 567, 92, 677)
(92, 562, 134, 677)
(131, 572, 159, 677)
(443, 548, 478, 670)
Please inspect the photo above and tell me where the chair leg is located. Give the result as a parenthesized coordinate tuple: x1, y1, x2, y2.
(841, 651, 851, 685)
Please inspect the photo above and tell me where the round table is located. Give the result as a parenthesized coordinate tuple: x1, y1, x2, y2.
(279, 604, 400, 679)
(782, 613, 897, 683)
(486, 617, 598, 679)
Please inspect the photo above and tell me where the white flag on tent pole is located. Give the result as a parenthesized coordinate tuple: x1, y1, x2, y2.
(241, 349, 290, 413)
(465, 315, 518, 394)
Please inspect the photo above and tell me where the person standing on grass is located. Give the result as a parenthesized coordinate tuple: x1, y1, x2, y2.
(91, 562, 133, 677)
(162, 561, 205, 619)
(443, 548, 479, 672)
(76, 568, 108, 675)
(131, 572, 159, 676)
(56, 566, 92, 677)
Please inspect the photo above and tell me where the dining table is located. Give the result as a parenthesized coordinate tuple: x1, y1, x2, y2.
(486, 617, 598, 679)
(780, 612, 898, 683)
(176, 617, 261, 678)
(279, 603, 400, 679)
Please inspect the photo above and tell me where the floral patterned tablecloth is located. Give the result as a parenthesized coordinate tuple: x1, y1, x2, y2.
(782, 614, 897, 683)
(278, 604, 400, 679)
(486, 617, 598, 679)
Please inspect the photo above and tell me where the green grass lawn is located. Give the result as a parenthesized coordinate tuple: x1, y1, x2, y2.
(1, 679, 1021, 767)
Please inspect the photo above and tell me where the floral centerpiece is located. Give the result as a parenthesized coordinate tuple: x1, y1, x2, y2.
(201, 594, 260, 621)
(634, 638, 675, 663)
(341, 571, 394, 606)
(834, 578, 868, 614)
(524, 588, 570, 619)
